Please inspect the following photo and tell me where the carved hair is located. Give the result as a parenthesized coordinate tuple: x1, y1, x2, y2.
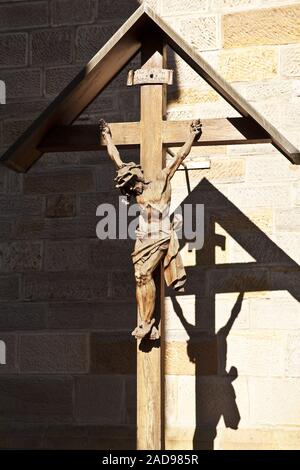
(114, 162, 146, 197)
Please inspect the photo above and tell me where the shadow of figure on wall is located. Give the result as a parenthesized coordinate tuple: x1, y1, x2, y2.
(171, 292, 243, 449)
(164, 175, 300, 450)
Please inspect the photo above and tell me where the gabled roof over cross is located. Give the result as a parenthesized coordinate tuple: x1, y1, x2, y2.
(1, 3, 299, 173)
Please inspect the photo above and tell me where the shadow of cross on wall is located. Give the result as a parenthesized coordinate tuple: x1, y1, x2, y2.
(167, 177, 300, 450)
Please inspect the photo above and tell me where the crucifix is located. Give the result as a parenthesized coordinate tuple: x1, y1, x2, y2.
(99, 35, 202, 450)
(99, 119, 201, 341)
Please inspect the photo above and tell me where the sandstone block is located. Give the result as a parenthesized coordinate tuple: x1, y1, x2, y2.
(285, 334, 300, 378)
(249, 297, 300, 330)
(42, 424, 88, 449)
(166, 374, 249, 429)
(215, 427, 277, 451)
(275, 209, 300, 232)
(45, 66, 82, 96)
(0, 275, 20, 301)
(75, 24, 120, 63)
(223, 5, 300, 48)
(89, 240, 133, 271)
(0, 195, 43, 217)
(0, 303, 47, 330)
(14, 216, 97, 240)
(20, 334, 89, 373)
(169, 88, 219, 106)
(24, 170, 95, 194)
(249, 377, 300, 426)
(165, 295, 216, 333)
(96, 0, 137, 21)
(0, 241, 42, 272)
(24, 272, 108, 301)
(0, 167, 5, 193)
(45, 241, 89, 271)
(165, 339, 218, 375)
(235, 79, 300, 103)
(46, 194, 76, 218)
(3, 119, 32, 146)
(31, 29, 73, 66)
(229, 184, 291, 208)
(161, 0, 211, 16)
(90, 333, 135, 375)
(0, 376, 73, 423)
(109, 271, 135, 299)
(79, 192, 118, 216)
(167, 16, 218, 52)
(0, 33, 27, 68)
(215, 294, 250, 331)
(51, 0, 97, 26)
(0, 69, 42, 99)
(47, 301, 136, 330)
(74, 375, 126, 425)
(0, 219, 14, 241)
(226, 331, 285, 377)
(0, 334, 17, 374)
(246, 155, 300, 183)
(0, 2, 48, 30)
(219, 47, 278, 82)
(280, 44, 300, 77)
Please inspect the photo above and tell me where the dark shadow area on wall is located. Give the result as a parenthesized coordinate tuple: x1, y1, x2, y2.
(167, 178, 300, 449)
(0, 0, 141, 450)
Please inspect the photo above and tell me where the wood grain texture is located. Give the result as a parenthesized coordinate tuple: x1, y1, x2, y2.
(38, 118, 271, 152)
(137, 34, 166, 451)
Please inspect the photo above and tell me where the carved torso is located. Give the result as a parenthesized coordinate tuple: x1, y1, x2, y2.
(136, 168, 171, 239)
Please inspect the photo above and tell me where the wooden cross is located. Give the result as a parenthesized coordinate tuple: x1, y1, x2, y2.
(1, 5, 299, 452)
(137, 34, 167, 451)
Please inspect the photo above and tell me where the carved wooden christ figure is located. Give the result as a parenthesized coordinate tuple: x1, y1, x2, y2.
(99, 119, 202, 340)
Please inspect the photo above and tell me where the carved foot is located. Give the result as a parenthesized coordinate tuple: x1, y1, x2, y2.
(150, 326, 160, 340)
(131, 319, 155, 340)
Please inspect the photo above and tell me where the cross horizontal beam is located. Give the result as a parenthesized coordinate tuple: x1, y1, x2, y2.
(38, 117, 271, 152)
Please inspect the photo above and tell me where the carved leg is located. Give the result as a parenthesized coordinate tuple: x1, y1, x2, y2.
(132, 249, 166, 340)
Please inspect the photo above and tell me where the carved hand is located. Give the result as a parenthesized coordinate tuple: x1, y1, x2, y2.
(190, 119, 202, 137)
(99, 118, 111, 142)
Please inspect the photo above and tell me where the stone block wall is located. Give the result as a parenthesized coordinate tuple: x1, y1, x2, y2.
(0, 0, 299, 450)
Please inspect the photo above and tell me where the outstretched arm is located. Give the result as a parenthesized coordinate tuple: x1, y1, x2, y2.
(166, 119, 202, 180)
(219, 292, 244, 339)
(99, 119, 124, 169)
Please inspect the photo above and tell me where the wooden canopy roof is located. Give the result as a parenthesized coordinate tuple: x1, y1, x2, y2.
(1, 3, 299, 172)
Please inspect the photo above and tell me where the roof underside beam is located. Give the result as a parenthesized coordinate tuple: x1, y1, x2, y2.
(148, 11, 299, 164)
(0, 5, 299, 172)
(0, 8, 149, 172)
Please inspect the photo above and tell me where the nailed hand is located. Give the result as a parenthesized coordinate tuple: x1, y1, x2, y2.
(190, 119, 202, 137)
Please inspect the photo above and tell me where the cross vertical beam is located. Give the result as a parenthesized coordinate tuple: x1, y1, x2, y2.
(137, 33, 167, 450)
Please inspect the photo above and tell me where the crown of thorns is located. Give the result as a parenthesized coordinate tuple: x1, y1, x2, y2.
(114, 162, 146, 190)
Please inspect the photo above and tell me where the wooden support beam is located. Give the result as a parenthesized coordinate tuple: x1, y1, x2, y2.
(144, 6, 300, 163)
(38, 117, 271, 153)
(0, 6, 147, 172)
(137, 33, 166, 451)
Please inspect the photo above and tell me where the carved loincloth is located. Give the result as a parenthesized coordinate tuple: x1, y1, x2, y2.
(131, 229, 186, 292)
